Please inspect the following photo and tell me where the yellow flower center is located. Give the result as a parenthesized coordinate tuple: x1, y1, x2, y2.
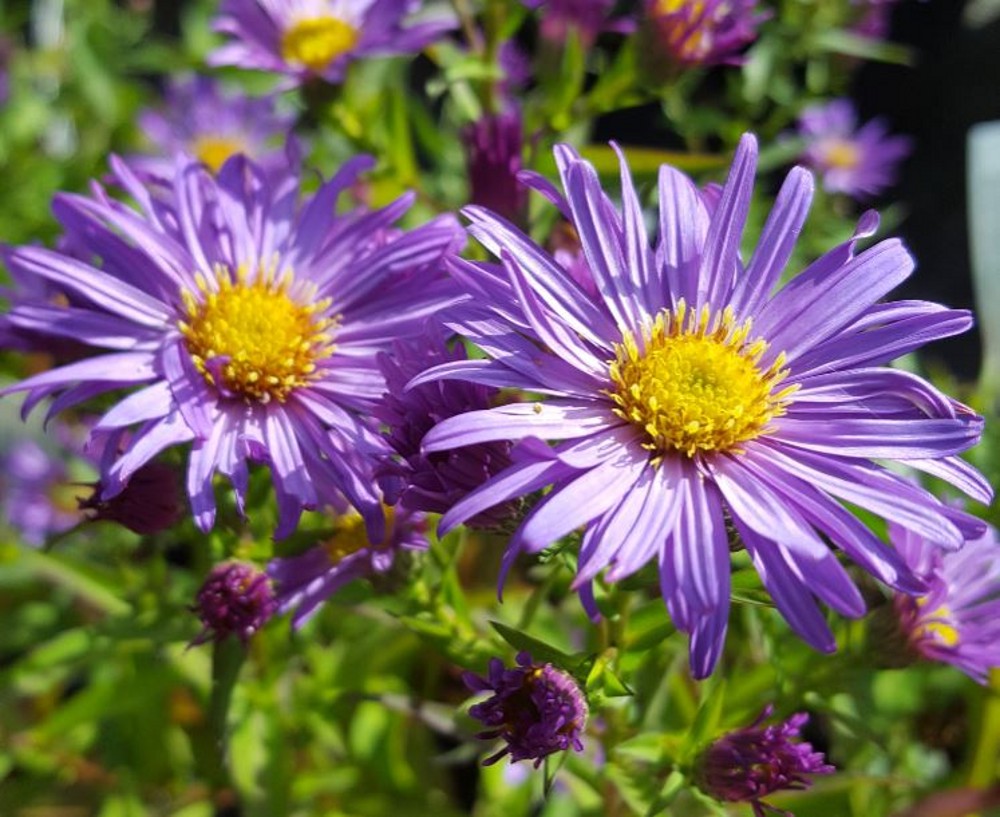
(191, 135, 248, 174)
(325, 506, 396, 563)
(608, 301, 796, 458)
(179, 263, 335, 404)
(281, 16, 360, 71)
(913, 602, 960, 648)
(823, 139, 861, 170)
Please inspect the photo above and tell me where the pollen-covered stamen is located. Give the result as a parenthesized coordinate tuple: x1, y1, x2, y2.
(912, 601, 960, 648)
(179, 262, 335, 404)
(281, 16, 359, 71)
(821, 139, 861, 170)
(608, 300, 796, 458)
(191, 134, 248, 174)
(324, 506, 396, 563)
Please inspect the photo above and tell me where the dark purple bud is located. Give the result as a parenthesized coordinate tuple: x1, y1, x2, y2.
(463, 651, 588, 767)
(695, 706, 834, 817)
(192, 562, 276, 646)
(80, 462, 182, 535)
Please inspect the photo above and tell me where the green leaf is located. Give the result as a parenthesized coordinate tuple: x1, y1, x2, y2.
(683, 678, 727, 759)
(578, 145, 728, 180)
(489, 620, 578, 669)
(810, 29, 915, 66)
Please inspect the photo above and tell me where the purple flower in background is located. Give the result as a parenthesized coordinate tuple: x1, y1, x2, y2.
(891, 520, 1000, 683)
(647, 0, 767, 67)
(192, 562, 277, 645)
(463, 651, 588, 766)
(796, 99, 912, 199)
(133, 76, 294, 178)
(696, 706, 834, 816)
(464, 108, 528, 226)
(267, 504, 428, 627)
(0, 154, 464, 540)
(210, 0, 454, 87)
(418, 135, 990, 678)
(0, 438, 81, 545)
(851, 0, 897, 41)
(375, 334, 514, 527)
(522, 0, 632, 47)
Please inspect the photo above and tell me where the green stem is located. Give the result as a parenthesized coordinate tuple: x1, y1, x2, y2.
(968, 668, 1000, 789)
(188, 638, 246, 806)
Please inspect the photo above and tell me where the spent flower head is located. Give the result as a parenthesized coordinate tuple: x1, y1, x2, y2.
(79, 461, 182, 535)
(696, 706, 834, 817)
(417, 135, 990, 677)
(463, 651, 588, 767)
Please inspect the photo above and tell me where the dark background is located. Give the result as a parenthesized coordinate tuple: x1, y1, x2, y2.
(858, 0, 1000, 379)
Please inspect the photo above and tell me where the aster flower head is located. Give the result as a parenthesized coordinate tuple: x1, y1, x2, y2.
(0, 437, 81, 545)
(375, 333, 514, 527)
(463, 651, 588, 767)
(1, 153, 464, 540)
(210, 0, 454, 87)
(418, 134, 991, 678)
(891, 520, 1000, 683)
(133, 76, 295, 179)
(796, 99, 912, 199)
(696, 706, 834, 817)
(192, 561, 277, 645)
(647, 0, 767, 68)
(267, 504, 428, 627)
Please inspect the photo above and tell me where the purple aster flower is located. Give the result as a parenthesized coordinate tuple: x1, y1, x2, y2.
(192, 561, 277, 645)
(416, 135, 991, 678)
(463, 651, 588, 767)
(209, 0, 455, 87)
(696, 706, 834, 817)
(851, 1, 896, 41)
(464, 108, 528, 228)
(646, 0, 767, 68)
(375, 333, 514, 527)
(0, 154, 464, 540)
(267, 504, 428, 627)
(0, 437, 82, 545)
(522, 0, 633, 47)
(132, 76, 295, 179)
(79, 461, 182, 535)
(796, 99, 912, 199)
(891, 520, 1000, 684)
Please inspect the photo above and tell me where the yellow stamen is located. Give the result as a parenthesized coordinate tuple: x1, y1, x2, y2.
(191, 135, 248, 174)
(913, 602, 960, 648)
(179, 262, 335, 404)
(607, 300, 796, 459)
(325, 506, 397, 563)
(822, 140, 861, 171)
(281, 16, 359, 71)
